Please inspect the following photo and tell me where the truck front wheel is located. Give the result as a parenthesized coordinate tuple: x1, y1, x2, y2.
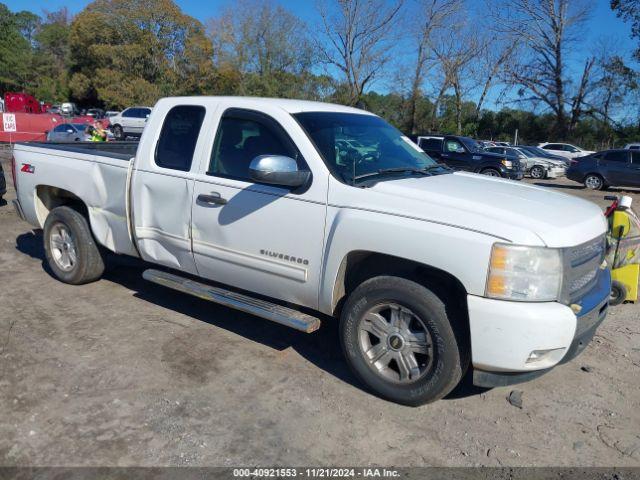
(480, 168, 501, 177)
(340, 276, 468, 406)
(43, 206, 105, 285)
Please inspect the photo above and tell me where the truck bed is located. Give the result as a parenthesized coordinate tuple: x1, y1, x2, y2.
(21, 141, 139, 160)
(13, 141, 139, 257)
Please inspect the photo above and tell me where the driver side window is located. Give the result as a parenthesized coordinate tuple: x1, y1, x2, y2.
(209, 110, 301, 181)
(445, 140, 463, 153)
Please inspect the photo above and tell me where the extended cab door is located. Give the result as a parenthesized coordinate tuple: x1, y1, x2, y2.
(190, 106, 327, 309)
(131, 104, 207, 274)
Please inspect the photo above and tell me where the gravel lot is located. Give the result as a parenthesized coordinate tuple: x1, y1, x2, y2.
(0, 150, 639, 467)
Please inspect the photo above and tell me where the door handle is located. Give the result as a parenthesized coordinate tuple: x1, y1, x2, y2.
(197, 192, 227, 205)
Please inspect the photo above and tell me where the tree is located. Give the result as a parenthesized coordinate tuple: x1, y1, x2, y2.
(30, 8, 72, 102)
(207, 0, 321, 98)
(611, 0, 640, 60)
(404, 0, 462, 134)
(0, 3, 34, 91)
(584, 42, 638, 146)
(317, 0, 403, 105)
(493, 0, 593, 137)
(431, 24, 482, 134)
(68, 0, 214, 108)
(471, 34, 517, 120)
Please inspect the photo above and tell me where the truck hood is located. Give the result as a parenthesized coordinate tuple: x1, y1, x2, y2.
(357, 172, 606, 247)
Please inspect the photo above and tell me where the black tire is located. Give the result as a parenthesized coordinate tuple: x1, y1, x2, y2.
(610, 281, 627, 306)
(480, 168, 501, 177)
(530, 165, 546, 179)
(340, 276, 469, 406)
(43, 206, 105, 285)
(112, 124, 124, 141)
(584, 173, 604, 190)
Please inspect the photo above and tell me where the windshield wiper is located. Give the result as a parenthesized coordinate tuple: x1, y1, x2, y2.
(352, 167, 429, 182)
(422, 164, 451, 172)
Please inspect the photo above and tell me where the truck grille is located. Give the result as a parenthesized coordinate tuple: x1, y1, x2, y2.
(564, 235, 606, 303)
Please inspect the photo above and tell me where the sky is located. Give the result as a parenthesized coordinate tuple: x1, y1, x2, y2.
(3, 0, 638, 109)
(5, 0, 634, 53)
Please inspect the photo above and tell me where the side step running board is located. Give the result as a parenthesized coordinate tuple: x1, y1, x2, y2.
(142, 269, 321, 333)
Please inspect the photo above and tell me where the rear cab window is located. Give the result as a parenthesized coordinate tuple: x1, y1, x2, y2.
(419, 138, 443, 151)
(155, 105, 206, 171)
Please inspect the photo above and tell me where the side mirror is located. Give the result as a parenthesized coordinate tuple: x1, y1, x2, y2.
(456, 147, 465, 153)
(249, 155, 310, 188)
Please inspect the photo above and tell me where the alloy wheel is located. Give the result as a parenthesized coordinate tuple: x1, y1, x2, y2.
(49, 223, 77, 271)
(357, 303, 434, 383)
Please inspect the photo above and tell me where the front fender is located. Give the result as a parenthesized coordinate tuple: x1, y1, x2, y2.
(318, 206, 500, 314)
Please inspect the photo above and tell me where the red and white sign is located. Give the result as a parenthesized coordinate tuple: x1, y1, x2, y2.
(3, 113, 17, 132)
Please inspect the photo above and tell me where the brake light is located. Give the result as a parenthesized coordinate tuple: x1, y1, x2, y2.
(10, 154, 17, 193)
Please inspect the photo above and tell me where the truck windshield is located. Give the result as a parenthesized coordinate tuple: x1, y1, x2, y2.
(458, 137, 483, 153)
(294, 112, 445, 184)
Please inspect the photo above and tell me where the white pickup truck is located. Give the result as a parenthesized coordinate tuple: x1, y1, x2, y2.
(11, 96, 610, 405)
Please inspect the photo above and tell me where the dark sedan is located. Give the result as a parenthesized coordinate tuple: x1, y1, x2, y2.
(0, 162, 6, 200)
(566, 149, 640, 190)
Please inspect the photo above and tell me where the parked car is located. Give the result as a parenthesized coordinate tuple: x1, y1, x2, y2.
(108, 106, 152, 140)
(517, 145, 569, 165)
(12, 96, 610, 406)
(46, 123, 92, 142)
(60, 102, 79, 116)
(417, 135, 524, 179)
(623, 143, 640, 150)
(485, 146, 565, 179)
(0, 162, 6, 200)
(566, 149, 640, 190)
(538, 142, 594, 159)
(105, 111, 120, 118)
(86, 108, 105, 119)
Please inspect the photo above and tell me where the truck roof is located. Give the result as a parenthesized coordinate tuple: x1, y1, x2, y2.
(157, 96, 375, 115)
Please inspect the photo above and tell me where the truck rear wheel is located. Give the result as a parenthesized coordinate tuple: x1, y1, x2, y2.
(43, 206, 105, 285)
(340, 276, 468, 406)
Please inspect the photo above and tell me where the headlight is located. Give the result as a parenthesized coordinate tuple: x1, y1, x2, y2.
(486, 243, 562, 302)
(501, 159, 513, 168)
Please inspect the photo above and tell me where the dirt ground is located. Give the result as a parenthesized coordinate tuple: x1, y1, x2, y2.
(0, 150, 639, 467)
